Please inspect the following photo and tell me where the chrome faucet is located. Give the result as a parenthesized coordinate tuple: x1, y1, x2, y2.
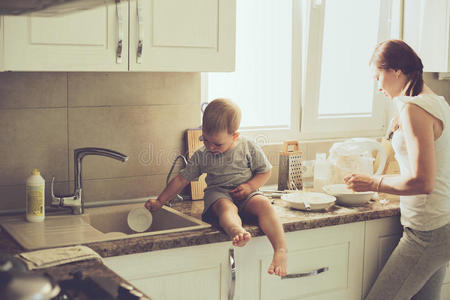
(51, 147, 128, 215)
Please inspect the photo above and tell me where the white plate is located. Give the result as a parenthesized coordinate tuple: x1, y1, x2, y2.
(281, 191, 336, 211)
(322, 184, 374, 206)
(127, 207, 153, 232)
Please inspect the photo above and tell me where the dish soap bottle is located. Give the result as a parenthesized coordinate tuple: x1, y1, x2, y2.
(26, 168, 45, 222)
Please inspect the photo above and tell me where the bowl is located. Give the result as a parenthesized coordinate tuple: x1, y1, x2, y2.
(281, 191, 336, 211)
(127, 207, 153, 232)
(322, 184, 374, 206)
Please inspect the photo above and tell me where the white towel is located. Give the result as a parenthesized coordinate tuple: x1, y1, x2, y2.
(16, 245, 102, 270)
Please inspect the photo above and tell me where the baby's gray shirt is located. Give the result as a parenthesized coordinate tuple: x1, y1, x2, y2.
(180, 137, 272, 191)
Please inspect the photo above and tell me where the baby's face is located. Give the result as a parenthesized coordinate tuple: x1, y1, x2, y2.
(201, 131, 239, 154)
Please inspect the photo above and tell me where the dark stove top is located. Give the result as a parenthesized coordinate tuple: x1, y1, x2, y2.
(52, 270, 148, 300)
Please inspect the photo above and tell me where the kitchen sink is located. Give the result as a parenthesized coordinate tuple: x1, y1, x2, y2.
(0, 202, 210, 250)
(85, 203, 208, 236)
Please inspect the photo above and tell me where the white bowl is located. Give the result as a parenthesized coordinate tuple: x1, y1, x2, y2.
(127, 207, 153, 232)
(322, 184, 374, 206)
(281, 191, 336, 211)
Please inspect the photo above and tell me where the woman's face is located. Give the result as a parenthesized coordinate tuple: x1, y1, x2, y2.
(371, 66, 405, 99)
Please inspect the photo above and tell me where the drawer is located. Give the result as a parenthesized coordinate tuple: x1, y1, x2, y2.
(129, 267, 222, 300)
(260, 242, 349, 299)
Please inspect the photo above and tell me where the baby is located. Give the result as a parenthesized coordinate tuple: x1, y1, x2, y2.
(145, 98, 287, 276)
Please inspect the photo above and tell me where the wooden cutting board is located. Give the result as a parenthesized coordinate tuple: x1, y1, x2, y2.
(374, 138, 399, 175)
(186, 128, 207, 200)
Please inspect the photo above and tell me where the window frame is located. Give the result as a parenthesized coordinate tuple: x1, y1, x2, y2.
(202, 0, 400, 142)
(201, 0, 303, 144)
(300, 0, 399, 140)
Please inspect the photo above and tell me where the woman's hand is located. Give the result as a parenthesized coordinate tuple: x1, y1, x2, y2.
(144, 198, 163, 212)
(230, 183, 254, 201)
(344, 173, 378, 192)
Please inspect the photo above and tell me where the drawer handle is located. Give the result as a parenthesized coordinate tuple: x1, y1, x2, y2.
(136, 0, 144, 63)
(228, 248, 236, 300)
(281, 266, 329, 280)
(115, 0, 123, 64)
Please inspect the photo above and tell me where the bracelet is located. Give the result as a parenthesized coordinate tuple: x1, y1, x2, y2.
(376, 175, 385, 192)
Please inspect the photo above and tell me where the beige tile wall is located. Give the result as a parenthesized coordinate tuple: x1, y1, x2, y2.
(0, 72, 201, 213)
(424, 73, 450, 97)
(261, 140, 339, 187)
(0, 71, 448, 213)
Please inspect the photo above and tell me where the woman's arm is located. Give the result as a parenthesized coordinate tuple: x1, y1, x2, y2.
(405, 103, 438, 192)
(346, 103, 437, 195)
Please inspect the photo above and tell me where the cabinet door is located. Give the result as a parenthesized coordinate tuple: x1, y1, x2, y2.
(441, 262, 450, 300)
(129, 0, 235, 71)
(104, 242, 232, 300)
(2, 1, 128, 71)
(235, 222, 365, 300)
(363, 216, 402, 298)
(403, 0, 450, 72)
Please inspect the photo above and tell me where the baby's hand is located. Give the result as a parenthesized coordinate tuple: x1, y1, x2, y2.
(144, 198, 163, 212)
(230, 184, 253, 201)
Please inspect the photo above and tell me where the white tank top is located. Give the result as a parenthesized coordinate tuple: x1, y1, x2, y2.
(392, 94, 450, 231)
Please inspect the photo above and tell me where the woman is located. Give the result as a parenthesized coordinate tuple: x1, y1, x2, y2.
(345, 39, 450, 300)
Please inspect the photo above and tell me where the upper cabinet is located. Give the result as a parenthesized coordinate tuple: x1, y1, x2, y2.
(1, 2, 129, 71)
(0, 0, 236, 72)
(129, 0, 235, 71)
(403, 0, 450, 72)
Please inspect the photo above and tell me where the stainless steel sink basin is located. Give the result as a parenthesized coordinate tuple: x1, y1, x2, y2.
(0, 202, 210, 250)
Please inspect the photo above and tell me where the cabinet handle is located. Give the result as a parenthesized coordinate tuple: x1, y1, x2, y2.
(136, 0, 144, 63)
(228, 248, 236, 300)
(115, 0, 123, 64)
(281, 266, 329, 280)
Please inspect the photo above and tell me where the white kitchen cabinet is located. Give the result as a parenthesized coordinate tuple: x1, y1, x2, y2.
(443, 262, 450, 300)
(403, 0, 450, 72)
(362, 216, 402, 298)
(235, 222, 365, 300)
(104, 222, 364, 300)
(128, 0, 235, 72)
(104, 241, 233, 299)
(1, 2, 129, 71)
(0, 0, 236, 72)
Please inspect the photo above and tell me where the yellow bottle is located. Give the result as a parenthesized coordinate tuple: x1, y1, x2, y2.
(26, 168, 45, 222)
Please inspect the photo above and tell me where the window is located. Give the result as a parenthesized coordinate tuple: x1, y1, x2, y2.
(300, 0, 398, 139)
(203, 0, 302, 143)
(204, 0, 400, 141)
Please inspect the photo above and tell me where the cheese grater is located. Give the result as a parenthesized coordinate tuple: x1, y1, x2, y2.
(278, 140, 303, 191)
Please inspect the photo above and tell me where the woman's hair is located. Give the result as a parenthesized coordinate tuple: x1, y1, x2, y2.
(202, 98, 241, 135)
(369, 39, 424, 96)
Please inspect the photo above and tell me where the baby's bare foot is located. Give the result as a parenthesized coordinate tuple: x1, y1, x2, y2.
(268, 248, 287, 277)
(230, 227, 251, 247)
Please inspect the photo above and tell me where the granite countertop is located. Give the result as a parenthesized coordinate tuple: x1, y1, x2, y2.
(0, 193, 400, 257)
(0, 193, 400, 299)
(85, 193, 400, 257)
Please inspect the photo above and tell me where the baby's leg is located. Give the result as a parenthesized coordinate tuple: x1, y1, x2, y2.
(212, 198, 251, 247)
(244, 195, 287, 277)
